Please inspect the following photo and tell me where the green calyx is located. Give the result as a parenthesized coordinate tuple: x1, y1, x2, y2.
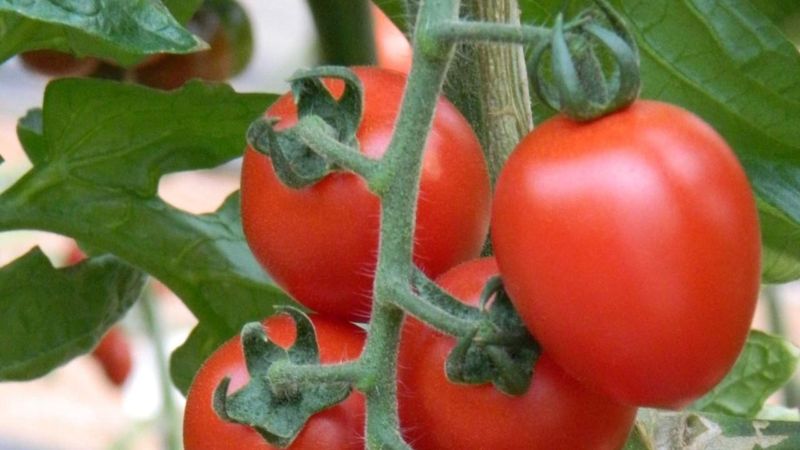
(530, 0, 640, 121)
(212, 307, 352, 448)
(445, 277, 541, 396)
(246, 66, 366, 189)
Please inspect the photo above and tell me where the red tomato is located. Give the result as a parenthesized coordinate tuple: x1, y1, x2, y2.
(183, 315, 366, 450)
(371, 3, 412, 73)
(241, 67, 490, 322)
(491, 100, 761, 408)
(398, 258, 636, 450)
(19, 50, 99, 77)
(92, 326, 132, 387)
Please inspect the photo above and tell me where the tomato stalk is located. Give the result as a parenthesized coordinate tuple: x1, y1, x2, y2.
(306, 0, 378, 66)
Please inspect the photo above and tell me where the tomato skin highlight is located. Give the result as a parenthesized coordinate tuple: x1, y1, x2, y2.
(371, 3, 412, 73)
(491, 100, 761, 408)
(398, 258, 636, 450)
(241, 67, 490, 322)
(183, 315, 366, 450)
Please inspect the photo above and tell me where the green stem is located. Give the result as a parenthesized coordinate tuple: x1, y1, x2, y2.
(139, 288, 181, 450)
(306, 0, 377, 65)
(388, 282, 476, 337)
(267, 361, 363, 392)
(293, 116, 380, 182)
(359, 2, 461, 448)
(412, 267, 481, 319)
(430, 21, 550, 44)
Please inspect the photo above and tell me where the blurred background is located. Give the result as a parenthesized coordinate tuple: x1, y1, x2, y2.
(0, 1, 799, 449)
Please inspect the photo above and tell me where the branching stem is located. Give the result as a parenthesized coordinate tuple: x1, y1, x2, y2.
(293, 115, 380, 182)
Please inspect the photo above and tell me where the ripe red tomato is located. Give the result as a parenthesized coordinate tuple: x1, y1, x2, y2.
(19, 50, 99, 77)
(92, 326, 132, 387)
(133, 0, 252, 89)
(491, 100, 761, 408)
(183, 315, 366, 449)
(371, 3, 411, 73)
(398, 258, 636, 450)
(241, 67, 490, 322)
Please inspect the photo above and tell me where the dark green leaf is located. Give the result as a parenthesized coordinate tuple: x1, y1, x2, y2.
(170, 324, 220, 395)
(692, 330, 800, 418)
(748, 0, 800, 26)
(163, 0, 203, 24)
(0, 79, 292, 368)
(0, 0, 205, 65)
(0, 249, 146, 380)
(521, 0, 800, 282)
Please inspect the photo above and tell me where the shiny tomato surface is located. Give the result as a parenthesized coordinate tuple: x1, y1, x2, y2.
(241, 67, 490, 322)
(492, 100, 761, 408)
(183, 315, 366, 449)
(399, 258, 637, 450)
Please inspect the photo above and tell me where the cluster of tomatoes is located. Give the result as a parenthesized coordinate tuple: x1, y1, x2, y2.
(182, 55, 762, 448)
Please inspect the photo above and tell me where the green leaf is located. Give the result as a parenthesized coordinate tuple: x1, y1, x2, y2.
(520, 0, 800, 282)
(170, 323, 220, 395)
(163, 0, 203, 24)
(632, 408, 800, 449)
(0, 0, 205, 65)
(748, 0, 800, 26)
(0, 249, 146, 380)
(0, 79, 292, 378)
(692, 330, 800, 418)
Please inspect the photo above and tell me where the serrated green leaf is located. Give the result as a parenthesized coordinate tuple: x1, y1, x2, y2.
(0, 249, 146, 380)
(692, 330, 800, 418)
(520, 0, 800, 282)
(0, 0, 205, 65)
(0, 79, 291, 359)
(633, 408, 800, 449)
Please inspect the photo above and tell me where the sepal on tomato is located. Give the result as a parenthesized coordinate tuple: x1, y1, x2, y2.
(246, 66, 367, 189)
(445, 277, 540, 396)
(212, 307, 352, 448)
(289, 66, 364, 146)
(529, 0, 640, 121)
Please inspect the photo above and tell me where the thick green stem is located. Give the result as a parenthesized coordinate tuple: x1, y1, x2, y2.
(306, 0, 377, 65)
(430, 21, 549, 44)
(467, 0, 534, 186)
(358, 2, 461, 448)
(139, 289, 181, 450)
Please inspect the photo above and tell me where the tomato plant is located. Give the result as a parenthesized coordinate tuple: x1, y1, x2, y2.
(492, 100, 762, 408)
(399, 258, 636, 450)
(2, 1, 800, 449)
(183, 314, 366, 449)
(241, 66, 490, 322)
